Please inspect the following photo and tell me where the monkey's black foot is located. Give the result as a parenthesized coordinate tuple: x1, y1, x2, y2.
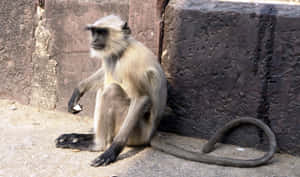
(90, 149, 117, 167)
(55, 133, 94, 151)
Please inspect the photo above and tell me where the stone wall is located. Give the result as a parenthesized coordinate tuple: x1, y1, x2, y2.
(0, 0, 36, 104)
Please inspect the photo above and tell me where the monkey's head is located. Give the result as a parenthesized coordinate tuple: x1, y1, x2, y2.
(86, 15, 131, 59)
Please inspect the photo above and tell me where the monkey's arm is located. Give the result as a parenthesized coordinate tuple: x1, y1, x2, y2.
(68, 68, 104, 114)
(90, 96, 151, 167)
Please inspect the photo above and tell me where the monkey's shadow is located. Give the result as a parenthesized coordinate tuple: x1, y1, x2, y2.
(117, 147, 145, 161)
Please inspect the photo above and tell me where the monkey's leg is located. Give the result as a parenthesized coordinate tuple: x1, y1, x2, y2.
(94, 87, 115, 151)
(93, 84, 130, 152)
(56, 84, 129, 152)
(91, 95, 150, 167)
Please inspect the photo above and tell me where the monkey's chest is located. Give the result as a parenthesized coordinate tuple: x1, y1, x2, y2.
(104, 73, 136, 98)
(104, 73, 121, 86)
(104, 74, 131, 94)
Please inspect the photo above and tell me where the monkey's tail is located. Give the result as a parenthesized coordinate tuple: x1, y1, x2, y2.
(150, 117, 277, 168)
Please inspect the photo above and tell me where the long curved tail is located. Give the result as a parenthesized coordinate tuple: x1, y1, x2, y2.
(151, 117, 277, 168)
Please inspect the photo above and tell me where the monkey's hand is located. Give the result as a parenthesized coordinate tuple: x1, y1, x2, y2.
(68, 102, 83, 114)
(68, 88, 83, 114)
(90, 143, 121, 167)
(90, 151, 117, 167)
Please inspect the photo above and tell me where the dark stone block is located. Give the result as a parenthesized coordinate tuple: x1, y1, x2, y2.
(268, 16, 300, 155)
(160, 0, 300, 155)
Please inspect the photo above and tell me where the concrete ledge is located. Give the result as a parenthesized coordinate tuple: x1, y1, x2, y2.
(0, 99, 299, 177)
(160, 0, 300, 155)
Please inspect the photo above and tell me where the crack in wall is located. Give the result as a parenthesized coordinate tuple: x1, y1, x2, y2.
(253, 5, 277, 142)
(30, 1, 58, 109)
(158, 0, 170, 63)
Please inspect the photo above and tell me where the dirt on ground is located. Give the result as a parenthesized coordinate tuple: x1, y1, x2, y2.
(0, 99, 299, 177)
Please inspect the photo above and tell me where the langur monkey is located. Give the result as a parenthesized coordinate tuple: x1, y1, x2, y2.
(56, 15, 277, 167)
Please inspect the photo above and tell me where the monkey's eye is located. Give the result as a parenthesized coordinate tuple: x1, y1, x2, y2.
(95, 28, 108, 35)
(90, 28, 108, 36)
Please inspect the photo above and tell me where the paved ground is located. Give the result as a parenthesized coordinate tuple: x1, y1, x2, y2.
(0, 99, 299, 177)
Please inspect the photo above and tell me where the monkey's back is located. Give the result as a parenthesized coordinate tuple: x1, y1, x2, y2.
(116, 39, 166, 96)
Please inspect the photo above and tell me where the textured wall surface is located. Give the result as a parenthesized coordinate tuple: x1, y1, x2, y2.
(159, 0, 300, 155)
(0, 0, 36, 104)
(128, 0, 167, 56)
(269, 14, 300, 155)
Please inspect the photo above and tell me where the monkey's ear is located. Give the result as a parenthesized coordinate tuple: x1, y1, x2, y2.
(122, 22, 131, 35)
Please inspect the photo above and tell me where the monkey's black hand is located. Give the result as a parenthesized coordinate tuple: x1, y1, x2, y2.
(90, 143, 122, 167)
(68, 88, 83, 114)
(90, 150, 117, 167)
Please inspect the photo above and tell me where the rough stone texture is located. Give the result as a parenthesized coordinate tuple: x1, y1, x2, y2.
(0, 0, 36, 104)
(45, 0, 129, 116)
(128, 0, 167, 56)
(269, 14, 300, 155)
(30, 6, 58, 109)
(160, 0, 300, 155)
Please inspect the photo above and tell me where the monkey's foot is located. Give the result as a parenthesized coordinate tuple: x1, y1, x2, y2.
(55, 133, 94, 151)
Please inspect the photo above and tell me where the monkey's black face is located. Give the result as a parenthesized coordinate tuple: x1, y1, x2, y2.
(86, 26, 109, 50)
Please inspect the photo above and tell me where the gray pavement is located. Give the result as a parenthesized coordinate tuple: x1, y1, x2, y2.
(0, 99, 299, 177)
